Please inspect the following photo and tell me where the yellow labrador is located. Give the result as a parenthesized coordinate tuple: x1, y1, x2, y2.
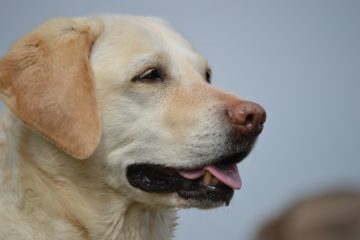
(0, 15, 266, 240)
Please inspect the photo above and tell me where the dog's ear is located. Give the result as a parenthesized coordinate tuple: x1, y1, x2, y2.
(0, 18, 103, 159)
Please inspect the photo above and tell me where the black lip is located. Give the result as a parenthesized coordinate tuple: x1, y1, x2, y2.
(177, 184, 234, 206)
(127, 164, 235, 205)
(127, 164, 181, 193)
(126, 145, 253, 205)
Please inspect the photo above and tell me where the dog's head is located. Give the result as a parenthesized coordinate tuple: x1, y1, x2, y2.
(0, 15, 265, 209)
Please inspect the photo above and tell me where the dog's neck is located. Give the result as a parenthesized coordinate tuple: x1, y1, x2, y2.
(98, 203, 177, 240)
(0, 110, 176, 240)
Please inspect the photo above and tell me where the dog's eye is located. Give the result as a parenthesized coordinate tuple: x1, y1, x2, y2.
(205, 69, 212, 83)
(134, 68, 162, 83)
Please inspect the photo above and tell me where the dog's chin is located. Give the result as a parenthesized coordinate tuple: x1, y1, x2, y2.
(126, 150, 251, 208)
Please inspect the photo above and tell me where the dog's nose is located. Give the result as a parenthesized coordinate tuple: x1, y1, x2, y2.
(226, 101, 266, 136)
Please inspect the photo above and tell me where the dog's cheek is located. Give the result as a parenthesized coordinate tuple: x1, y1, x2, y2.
(93, 105, 176, 190)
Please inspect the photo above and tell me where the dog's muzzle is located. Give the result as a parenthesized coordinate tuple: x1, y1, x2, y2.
(126, 100, 266, 207)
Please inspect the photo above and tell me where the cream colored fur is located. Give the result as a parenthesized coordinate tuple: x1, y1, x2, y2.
(0, 15, 248, 239)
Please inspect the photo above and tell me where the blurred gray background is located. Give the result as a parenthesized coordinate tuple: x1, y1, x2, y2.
(1, 1, 359, 239)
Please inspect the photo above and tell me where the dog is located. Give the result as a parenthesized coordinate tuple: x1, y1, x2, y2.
(0, 15, 266, 240)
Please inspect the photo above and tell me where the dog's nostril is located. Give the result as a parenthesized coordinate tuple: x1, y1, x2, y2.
(245, 113, 255, 128)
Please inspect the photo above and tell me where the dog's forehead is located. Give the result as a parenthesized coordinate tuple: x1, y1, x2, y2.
(94, 15, 208, 71)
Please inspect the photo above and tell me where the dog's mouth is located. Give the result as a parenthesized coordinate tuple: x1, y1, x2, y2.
(126, 151, 249, 206)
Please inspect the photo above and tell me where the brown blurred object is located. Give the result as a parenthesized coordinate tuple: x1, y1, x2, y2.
(256, 191, 360, 240)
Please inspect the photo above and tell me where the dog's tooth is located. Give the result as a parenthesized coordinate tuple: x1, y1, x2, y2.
(211, 177, 220, 185)
(202, 171, 212, 185)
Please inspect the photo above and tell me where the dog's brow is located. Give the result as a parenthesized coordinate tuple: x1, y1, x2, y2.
(131, 53, 169, 74)
(194, 54, 210, 71)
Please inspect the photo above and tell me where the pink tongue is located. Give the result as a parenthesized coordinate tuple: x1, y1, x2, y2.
(178, 164, 242, 190)
(205, 164, 242, 190)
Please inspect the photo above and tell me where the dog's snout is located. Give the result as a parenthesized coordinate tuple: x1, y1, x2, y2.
(226, 101, 266, 136)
